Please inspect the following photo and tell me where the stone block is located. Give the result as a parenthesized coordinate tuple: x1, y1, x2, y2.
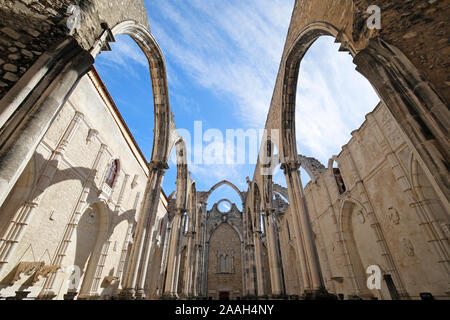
(3, 63, 18, 72)
(1, 27, 21, 40)
(3, 72, 19, 82)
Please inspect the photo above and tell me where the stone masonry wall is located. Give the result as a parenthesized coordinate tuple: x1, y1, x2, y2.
(0, 0, 149, 100)
(353, 0, 450, 104)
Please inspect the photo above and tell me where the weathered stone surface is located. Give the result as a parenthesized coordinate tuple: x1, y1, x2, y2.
(0, 71, 163, 300)
(1, 27, 21, 40)
(3, 63, 17, 72)
(0, 0, 448, 302)
(0, 0, 149, 99)
(3, 72, 19, 82)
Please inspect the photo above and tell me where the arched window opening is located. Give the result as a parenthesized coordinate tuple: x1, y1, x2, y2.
(260, 212, 265, 234)
(94, 34, 155, 161)
(105, 159, 119, 188)
(333, 167, 346, 194)
(207, 183, 242, 211)
(332, 160, 346, 194)
(295, 36, 379, 179)
(183, 212, 189, 235)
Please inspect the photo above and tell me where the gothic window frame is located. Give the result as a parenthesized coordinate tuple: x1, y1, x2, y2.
(183, 212, 189, 235)
(100, 156, 121, 198)
(105, 158, 119, 188)
(331, 160, 346, 195)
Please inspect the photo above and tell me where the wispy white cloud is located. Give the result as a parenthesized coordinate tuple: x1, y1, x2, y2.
(148, 0, 294, 128)
(295, 37, 379, 165)
(144, 1, 379, 189)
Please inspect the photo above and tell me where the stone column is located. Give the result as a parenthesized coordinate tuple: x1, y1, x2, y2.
(120, 160, 167, 299)
(195, 201, 207, 297)
(243, 209, 256, 297)
(182, 230, 195, 297)
(245, 243, 257, 296)
(253, 228, 265, 296)
(263, 209, 284, 295)
(342, 145, 409, 299)
(282, 161, 325, 294)
(192, 204, 202, 297)
(163, 208, 184, 298)
(158, 217, 173, 296)
(281, 162, 311, 292)
(0, 111, 84, 277)
(0, 44, 93, 208)
(39, 143, 108, 299)
(306, 185, 336, 294)
(183, 199, 197, 298)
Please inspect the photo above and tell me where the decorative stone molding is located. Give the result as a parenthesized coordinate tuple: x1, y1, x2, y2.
(131, 174, 139, 189)
(149, 160, 169, 175)
(387, 207, 400, 225)
(10, 262, 44, 285)
(297, 154, 326, 182)
(102, 275, 119, 287)
(7, 262, 59, 286)
(281, 161, 300, 175)
(357, 210, 365, 224)
(402, 238, 415, 257)
(86, 128, 99, 144)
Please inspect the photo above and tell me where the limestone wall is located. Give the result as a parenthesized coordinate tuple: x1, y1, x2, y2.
(279, 102, 449, 299)
(0, 70, 167, 300)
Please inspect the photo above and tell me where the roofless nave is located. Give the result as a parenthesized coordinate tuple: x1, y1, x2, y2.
(0, 0, 448, 300)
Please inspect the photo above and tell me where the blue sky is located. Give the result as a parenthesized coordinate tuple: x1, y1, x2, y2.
(94, 0, 379, 208)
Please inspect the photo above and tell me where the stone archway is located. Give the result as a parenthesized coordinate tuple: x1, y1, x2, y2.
(77, 200, 111, 299)
(339, 200, 373, 299)
(280, 21, 449, 207)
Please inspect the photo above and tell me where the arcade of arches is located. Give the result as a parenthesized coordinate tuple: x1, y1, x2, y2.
(0, 1, 448, 300)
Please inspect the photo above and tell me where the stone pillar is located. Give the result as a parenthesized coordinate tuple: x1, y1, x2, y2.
(342, 145, 409, 299)
(282, 162, 311, 292)
(253, 228, 265, 296)
(195, 201, 207, 297)
(183, 198, 197, 298)
(120, 160, 167, 299)
(0, 42, 93, 208)
(192, 204, 202, 297)
(263, 209, 284, 296)
(281, 161, 325, 294)
(163, 208, 184, 298)
(182, 230, 195, 297)
(245, 243, 257, 296)
(158, 217, 173, 296)
(243, 208, 256, 297)
(39, 143, 108, 298)
(0, 111, 83, 277)
(305, 185, 336, 294)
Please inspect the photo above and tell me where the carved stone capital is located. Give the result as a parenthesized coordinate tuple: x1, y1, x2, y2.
(263, 208, 275, 216)
(281, 161, 300, 174)
(175, 208, 187, 216)
(149, 160, 169, 175)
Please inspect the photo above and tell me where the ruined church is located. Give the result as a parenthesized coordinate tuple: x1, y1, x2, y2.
(0, 1, 448, 300)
